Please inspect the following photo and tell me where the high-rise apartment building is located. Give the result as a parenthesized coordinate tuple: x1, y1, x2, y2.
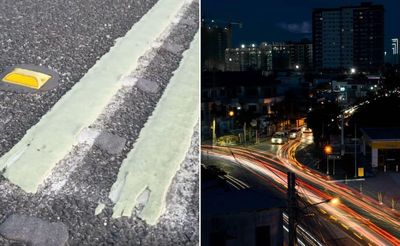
(201, 20, 232, 71)
(225, 41, 312, 72)
(313, 2, 384, 72)
(225, 43, 273, 71)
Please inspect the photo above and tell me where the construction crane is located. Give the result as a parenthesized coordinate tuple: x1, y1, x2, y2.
(202, 18, 243, 29)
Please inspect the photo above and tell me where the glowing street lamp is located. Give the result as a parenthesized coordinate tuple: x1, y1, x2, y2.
(302, 197, 340, 209)
(329, 197, 340, 205)
(324, 145, 333, 155)
(295, 64, 300, 70)
(350, 68, 356, 74)
(324, 145, 333, 175)
(228, 110, 235, 117)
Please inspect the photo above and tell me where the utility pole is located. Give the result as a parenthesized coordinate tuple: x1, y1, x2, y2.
(326, 155, 330, 175)
(212, 118, 216, 146)
(243, 122, 247, 145)
(333, 158, 336, 176)
(287, 172, 297, 246)
(354, 123, 357, 178)
(341, 113, 345, 156)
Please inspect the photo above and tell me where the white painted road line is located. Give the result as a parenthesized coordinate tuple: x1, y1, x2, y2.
(107, 32, 199, 225)
(224, 175, 250, 189)
(0, 0, 187, 193)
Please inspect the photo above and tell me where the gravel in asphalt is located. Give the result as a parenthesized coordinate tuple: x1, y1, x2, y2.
(0, 0, 158, 155)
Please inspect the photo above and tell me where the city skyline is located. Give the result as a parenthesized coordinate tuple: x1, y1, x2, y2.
(202, 0, 399, 50)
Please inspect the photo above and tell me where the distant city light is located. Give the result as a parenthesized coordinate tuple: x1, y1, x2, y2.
(251, 44, 255, 47)
(241, 44, 245, 48)
(340, 87, 346, 92)
(295, 65, 300, 70)
(229, 58, 232, 62)
(350, 68, 356, 74)
(228, 110, 235, 117)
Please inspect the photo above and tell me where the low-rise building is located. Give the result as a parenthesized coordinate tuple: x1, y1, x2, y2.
(201, 71, 282, 138)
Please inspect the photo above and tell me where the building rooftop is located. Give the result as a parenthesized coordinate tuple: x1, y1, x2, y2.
(202, 188, 285, 217)
(201, 166, 285, 217)
(361, 128, 400, 141)
(313, 2, 384, 12)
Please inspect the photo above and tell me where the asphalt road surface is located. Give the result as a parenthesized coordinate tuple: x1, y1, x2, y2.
(0, 0, 199, 245)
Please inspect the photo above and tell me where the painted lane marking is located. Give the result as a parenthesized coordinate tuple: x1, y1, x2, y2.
(0, 0, 187, 193)
(107, 32, 199, 225)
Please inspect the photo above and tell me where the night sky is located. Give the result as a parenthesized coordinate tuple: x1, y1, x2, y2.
(202, 0, 400, 50)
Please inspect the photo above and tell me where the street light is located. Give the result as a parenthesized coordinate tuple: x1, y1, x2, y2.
(330, 197, 340, 205)
(350, 68, 356, 74)
(301, 197, 340, 210)
(324, 145, 333, 154)
(228, 110, 235, 117)
(324, 145, 333, 175)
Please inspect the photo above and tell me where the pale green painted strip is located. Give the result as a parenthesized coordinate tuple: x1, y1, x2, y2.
(108, 33, 199, 225)
(0, 0, 186, 193)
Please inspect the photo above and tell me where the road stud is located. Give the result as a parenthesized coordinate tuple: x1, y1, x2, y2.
(2, 68, 52, 90)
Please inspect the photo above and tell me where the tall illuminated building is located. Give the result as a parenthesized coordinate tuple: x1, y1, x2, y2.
(201, 20, 232, 71)
(313, 2, 384, 72)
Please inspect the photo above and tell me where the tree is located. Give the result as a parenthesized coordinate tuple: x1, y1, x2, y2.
(307, 102, 340, 146)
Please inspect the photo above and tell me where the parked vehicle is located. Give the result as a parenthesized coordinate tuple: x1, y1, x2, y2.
(216, 135, 239, 146)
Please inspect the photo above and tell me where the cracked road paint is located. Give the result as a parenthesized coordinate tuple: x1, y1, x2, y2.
(108, 32, 199, 225)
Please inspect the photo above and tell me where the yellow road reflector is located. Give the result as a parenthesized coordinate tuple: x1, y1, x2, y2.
(2, 68, 51, 89)
(329, 215, 338, 221)
(340, 223, 349, 230)
(319, 208, 327, 214)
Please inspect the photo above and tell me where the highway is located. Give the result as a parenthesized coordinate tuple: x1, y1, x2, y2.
(202, 133, 400, 245)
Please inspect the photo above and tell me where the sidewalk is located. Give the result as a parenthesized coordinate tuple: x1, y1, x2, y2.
(296, 142, 400, 210)
(346, 172, 400, 209)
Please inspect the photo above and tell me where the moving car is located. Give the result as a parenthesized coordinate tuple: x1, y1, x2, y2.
(271, 132, 287, 144)
(303, 127, 313, 134)
(289, 129, 299, 139)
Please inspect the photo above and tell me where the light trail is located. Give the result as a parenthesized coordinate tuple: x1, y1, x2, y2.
(202, 144, 400, 245)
